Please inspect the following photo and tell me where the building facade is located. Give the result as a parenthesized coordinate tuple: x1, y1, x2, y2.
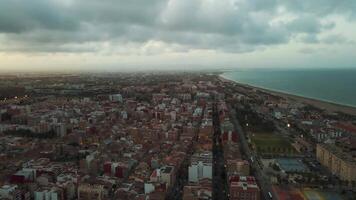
(316, 144, 356, 182)
(78, 184, 104, 200)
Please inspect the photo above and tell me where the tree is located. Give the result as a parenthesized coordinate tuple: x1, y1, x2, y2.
(4, 129, 56, 139)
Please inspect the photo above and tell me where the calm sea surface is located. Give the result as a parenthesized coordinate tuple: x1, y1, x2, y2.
(221, 69, 356, 107)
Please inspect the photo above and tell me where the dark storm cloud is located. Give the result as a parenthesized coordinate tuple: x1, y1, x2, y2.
(71, 0, 165, 25)
(0, 0, 354, 53)
(281, 0, 356, 16)
(0, 0, 78, 33)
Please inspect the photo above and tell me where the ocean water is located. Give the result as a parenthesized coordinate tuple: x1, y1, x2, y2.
(221, 69, 356, 108)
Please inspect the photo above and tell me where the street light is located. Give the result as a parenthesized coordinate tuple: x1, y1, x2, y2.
(287, 123, 291, 128)
(246, 123, 249, 127)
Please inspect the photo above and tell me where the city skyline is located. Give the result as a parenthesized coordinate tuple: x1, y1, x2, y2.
(1, 1, 356, 198)
(1, 0, 356, 72)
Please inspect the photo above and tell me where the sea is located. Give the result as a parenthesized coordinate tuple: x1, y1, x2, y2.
(221, 69, 356, 108)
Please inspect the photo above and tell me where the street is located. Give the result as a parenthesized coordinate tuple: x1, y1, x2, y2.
(228, 103, 275, 200)
(212, 103, 228, 200)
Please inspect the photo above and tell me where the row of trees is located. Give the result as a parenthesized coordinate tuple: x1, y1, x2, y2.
(235, 104, 276, 132)
(256, 146, 295, 154)
(4, 129, 57, 139)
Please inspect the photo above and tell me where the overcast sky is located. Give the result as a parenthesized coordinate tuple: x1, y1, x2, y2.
(0, 0, 356, 72)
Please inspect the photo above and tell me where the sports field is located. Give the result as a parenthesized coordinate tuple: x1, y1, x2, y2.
(251, 132, 297, 155)
(276, 158, 308, 173)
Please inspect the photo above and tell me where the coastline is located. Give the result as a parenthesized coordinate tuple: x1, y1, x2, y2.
(219, 75, 356, 116)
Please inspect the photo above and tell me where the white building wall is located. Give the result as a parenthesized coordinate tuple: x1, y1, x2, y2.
(144, 183, 155, 194)
(188, 165, 198, 182)
(203, 165, 212, 179)
(197, 162, 203, 179)
(109, 94, 123, 102)
(50, 192, 58, 200)
(189, 162, 212, 182)
(161, 173, 171, 186)
(34, 191, 44, 200)
(45, 192, 51, 200)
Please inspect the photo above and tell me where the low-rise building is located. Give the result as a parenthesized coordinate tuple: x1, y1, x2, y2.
(182, 179, 212, 200)
(77, 184, 104, 200)
(229, 176, 260, 200)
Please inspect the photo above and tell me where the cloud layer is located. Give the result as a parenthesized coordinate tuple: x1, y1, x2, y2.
(0, 0, 356, 71)
(0, 0, 355, 57)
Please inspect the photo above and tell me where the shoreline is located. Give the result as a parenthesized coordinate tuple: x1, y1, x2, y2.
(219, 75, 356, 116)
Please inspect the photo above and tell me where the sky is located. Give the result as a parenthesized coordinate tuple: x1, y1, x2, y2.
(0, 0, 356, 72)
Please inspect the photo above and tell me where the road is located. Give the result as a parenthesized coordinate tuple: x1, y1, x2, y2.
(212, 103, 228, 200)
(228, 103, 275, 200)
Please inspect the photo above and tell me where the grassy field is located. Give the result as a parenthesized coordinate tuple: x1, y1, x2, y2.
(302, 188, 345, 200)
(250, 132, 297, 155)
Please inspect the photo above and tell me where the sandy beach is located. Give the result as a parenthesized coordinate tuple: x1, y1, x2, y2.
(219, 75, 356, 116)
